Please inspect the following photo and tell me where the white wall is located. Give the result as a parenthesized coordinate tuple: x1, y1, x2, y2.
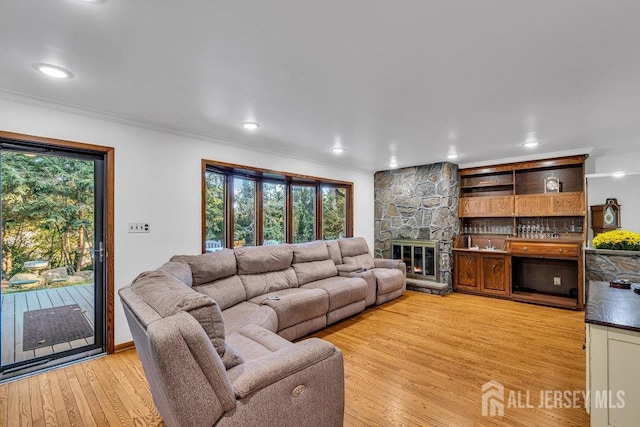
(585, 150, 640, 245)
(0, 98, 375, 345)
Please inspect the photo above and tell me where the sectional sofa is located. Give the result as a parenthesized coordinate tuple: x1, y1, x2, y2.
(119, 237, 405, 427)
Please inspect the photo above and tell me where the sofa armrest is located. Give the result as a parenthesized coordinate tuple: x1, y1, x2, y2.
(373, 258, 401, 269)
(146, 311, 236, 426)
(228, 338, 336, 398)
(336, 264, 362, 273)
(336, 269, 377, 307)
(374, 258, 406, 274)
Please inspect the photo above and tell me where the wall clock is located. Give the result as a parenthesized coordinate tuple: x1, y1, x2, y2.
(590, 198, 621, 237)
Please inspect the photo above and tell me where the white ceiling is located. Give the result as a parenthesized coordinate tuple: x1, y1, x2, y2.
(1, 0, 639, 172)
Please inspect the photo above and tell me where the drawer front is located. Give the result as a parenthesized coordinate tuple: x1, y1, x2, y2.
(510, 242, 580, 258)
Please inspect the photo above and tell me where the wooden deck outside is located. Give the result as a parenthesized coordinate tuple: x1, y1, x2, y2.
(1, 284, 95, 366)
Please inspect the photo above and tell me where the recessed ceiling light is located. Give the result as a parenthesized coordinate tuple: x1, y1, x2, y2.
(447, 153, 459, 159)
(242, 122, 260, 130)
(331, 147, 345, 154)
(33, 63, 73, 79)
(522, 131, 540, 148)
(611, 171, 626, 177)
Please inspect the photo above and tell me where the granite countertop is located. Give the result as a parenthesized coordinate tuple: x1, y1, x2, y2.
(585, 281, 640, 332)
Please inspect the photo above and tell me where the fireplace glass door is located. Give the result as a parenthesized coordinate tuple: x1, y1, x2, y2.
(391, 240, 437, 280)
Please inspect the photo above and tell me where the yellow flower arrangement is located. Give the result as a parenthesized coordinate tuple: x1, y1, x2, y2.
(592, 229, 640, 251)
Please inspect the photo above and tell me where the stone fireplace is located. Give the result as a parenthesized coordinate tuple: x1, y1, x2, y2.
(391, 239, 438, 281)
(374, 162, 459, 294)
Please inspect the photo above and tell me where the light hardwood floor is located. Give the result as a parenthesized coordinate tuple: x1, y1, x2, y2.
(0, 291, 589, 426)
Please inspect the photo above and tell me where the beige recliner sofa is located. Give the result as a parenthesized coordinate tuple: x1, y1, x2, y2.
(334, 237, 406, 305)
(119, 238, 405, 427)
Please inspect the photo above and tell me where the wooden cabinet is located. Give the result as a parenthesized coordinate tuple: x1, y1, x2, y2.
(509, 240, 583, 310)
(481, 254, 508, 295)
(459, 155, 587, 240)
(453, 251, 509, 296)
(456, 155, 587, 310)
(459, 196, 513, 217)
(453, 252, 480, 292)
(515, 193, 585, 216)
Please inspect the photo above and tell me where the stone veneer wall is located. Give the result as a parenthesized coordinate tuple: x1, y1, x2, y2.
(585, 248, 640, 282)
(374, 162, 459, 288)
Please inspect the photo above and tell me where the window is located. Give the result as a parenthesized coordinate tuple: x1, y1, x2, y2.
(292, 185, 316, 243)
(204, 171, 225, 249)
(233, 177, 256, 247)
(322, 186, 347, 240)
(202, 160, 353, 250)
(262, 182, 285, 244)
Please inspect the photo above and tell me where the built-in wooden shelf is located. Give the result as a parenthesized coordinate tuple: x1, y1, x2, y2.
(455, 155, 587, 310)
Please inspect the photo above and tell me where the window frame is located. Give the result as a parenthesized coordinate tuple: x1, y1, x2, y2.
(201, 159, 353, 251)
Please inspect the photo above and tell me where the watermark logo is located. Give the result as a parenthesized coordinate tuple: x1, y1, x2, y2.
(481, 380, 625, 417)
(481, 380, 504, 417)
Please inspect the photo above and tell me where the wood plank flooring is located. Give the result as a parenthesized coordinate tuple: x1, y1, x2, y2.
(0, 291, 589, 426)
(1, 285, 95, 366)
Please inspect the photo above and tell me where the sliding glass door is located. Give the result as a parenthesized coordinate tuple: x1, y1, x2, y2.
(0, 139, 108, 379)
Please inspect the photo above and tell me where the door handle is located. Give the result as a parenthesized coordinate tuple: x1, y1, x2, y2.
(93, 241, 104, 263)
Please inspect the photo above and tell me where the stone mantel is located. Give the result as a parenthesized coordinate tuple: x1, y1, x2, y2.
(585, 247, 640, 283)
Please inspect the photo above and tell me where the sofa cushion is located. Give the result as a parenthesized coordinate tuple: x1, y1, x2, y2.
(291, 241, 338, 285)
(196, 275, 247, 311)
(325, 240, 343, 265)
(343, 253, 375, 270)
(156, 260, 193, 287)
(131, 270, 242, 369)
(235, 245, 293, 275)
(225, 324, 292, 362)
(248, 288, 329, 331)
(372, 268, 405, 294)
(293, 259, 339, 286)
(223, 301, 278, 334)
(291, 241, 330, 263)
(337, 237, 371, 258)
(338, 237, 376, 270)
(171, 249, 237, 285)
(300, 276, 367, 311)
(239, 268, 298, 300)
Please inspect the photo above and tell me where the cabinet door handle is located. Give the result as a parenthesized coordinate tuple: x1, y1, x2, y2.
(523, 247, 527, 251)
(559, 248, 564, 253)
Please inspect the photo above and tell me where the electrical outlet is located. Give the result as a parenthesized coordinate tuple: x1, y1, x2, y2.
(553, 277, 562, 286)
(128, 222, 150, 233)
